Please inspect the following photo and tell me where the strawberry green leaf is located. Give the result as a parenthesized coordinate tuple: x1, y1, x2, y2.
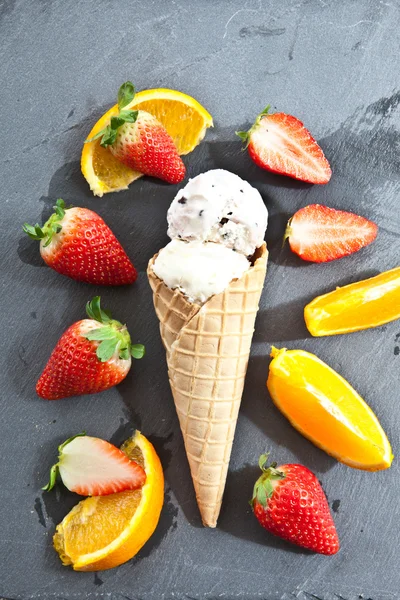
(85, 125, 118, 147)
(55, 198, 65, 209)
(118, 81, 135, 110)
(237, 105, 272, 149)
(86, 297, 112, 324)
(236, 131, 248, 141)
(23, 198, 67, 247)
(85, 129, 106, 143)
(42, 237, 52, 248)
(99, 126, 118, 148)
(22, 223, 44, 240)
(119, 109, 138, 123)
(259, 104, 271, 116)
(54, 198, 66, 220)
(86, 296, 102, 321)
(131, 344, 145, 359)
(110, 115, 127, 130)
(258, 453, 269, 471)
(84, 298, 143, 364)
(85, 85, 138, 147)
(251, 454, 286, 508)
(263, 479, 274, 499)
(97, 111, 138, 147)
(43, 222, 63, 247)
(54, 206, 64, 219)
(119, 347, 131, 361)
(256, 482, 267, 507)
(97, 338, 119, 362)
(85, 326, 117, 341)
(235, 130, 251, 149)
(251, 481, 259, 504)
(42, 463, 59, 492)
(282, 217, 293, 249)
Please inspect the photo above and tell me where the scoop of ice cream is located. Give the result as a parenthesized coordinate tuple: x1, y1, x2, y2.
(152, 239, 250, 303)
(167, 169, 268, 256)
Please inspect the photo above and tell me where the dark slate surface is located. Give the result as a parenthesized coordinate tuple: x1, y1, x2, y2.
(1, 0, 400, 598)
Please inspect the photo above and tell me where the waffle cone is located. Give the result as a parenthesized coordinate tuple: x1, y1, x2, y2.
(147, 244, 268, 527)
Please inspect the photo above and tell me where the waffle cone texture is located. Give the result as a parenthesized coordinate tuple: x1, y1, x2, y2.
(147, 244, 268, 527)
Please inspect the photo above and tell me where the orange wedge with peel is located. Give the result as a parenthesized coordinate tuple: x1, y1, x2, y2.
(304, 266, 400, 336)
(82, 88, 213, 196)
(53, 431, 164, 571)
(267, 347, 393, 471)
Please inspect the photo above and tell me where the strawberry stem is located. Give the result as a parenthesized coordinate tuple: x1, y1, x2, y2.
(23, 199, 66, 247)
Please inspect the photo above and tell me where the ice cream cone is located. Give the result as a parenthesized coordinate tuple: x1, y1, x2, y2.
(147, 243, 268, 527)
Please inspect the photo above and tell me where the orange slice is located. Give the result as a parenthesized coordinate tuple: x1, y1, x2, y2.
(82, 88, 213, 196)
(53, 431, 164, 571)
(304, 266, 400, 336)
(267, 347, 393, 471)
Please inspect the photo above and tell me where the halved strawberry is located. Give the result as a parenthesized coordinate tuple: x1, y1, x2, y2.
(285, 204, 378, 262)
(43, 433, 146, 496)
(237, 107, 331, 184)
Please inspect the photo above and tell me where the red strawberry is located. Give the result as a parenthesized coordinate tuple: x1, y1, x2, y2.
(237, 107, 331, 184)
(251, 455, 339, 555)
(87, 81, 185, 184)
(36, 297, 145, 400)
(285, 204, 378, 262)
(23, 199, 137, 285)
(43, 433, 146, 496)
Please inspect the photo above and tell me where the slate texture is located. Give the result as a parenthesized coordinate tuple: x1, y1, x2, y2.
(1, 0, 399, 599)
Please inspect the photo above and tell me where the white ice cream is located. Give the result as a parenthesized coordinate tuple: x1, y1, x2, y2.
(152, 239, 250, 304)
(167, 169, 268, 257)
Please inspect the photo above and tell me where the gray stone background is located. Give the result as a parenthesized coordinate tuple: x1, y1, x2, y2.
(1, 0, 399, 598)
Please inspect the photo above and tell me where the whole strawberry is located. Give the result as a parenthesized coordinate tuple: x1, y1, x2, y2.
(36, 297, 145, 400)
(23, 199, 137, 285)
(87, 81, 185, 184)
(237, 106, 331, 184)
(251, 454, 339, 555)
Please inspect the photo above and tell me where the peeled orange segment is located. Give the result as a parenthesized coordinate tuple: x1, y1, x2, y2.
(82, 88, 213, 197)
(267, 347, 393, 471)
(304, 266, 400, 336)
(53, 431, 164, 571)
